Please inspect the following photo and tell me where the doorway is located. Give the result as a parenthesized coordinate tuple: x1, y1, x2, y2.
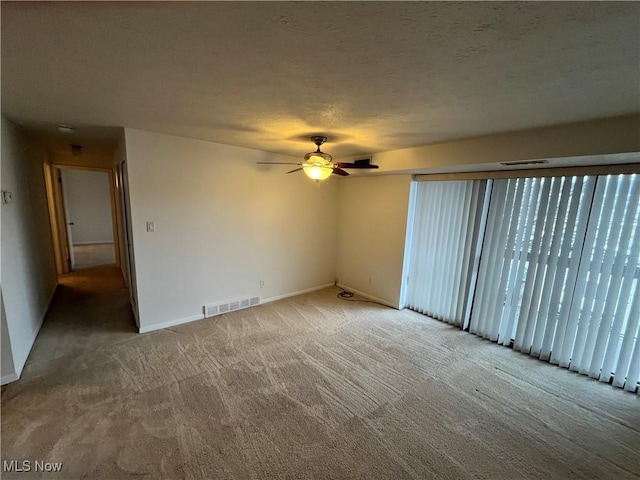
(55, 168, 118, 271)
(38, 155, 139, 341)
(62, 168, 115, 270)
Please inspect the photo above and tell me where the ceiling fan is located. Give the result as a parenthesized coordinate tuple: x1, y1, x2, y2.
(256, 136, 379, 181)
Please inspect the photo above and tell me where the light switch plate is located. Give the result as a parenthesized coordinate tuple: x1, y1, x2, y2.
(146, 221, 155, 232)
(2, 191, 14, 204)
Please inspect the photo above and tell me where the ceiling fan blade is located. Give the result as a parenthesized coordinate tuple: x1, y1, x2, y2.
(256, 162, 300, 165)
(286, 168, 303, 174)
(332, 168, 349, 176)
(336, 162, 379, 169)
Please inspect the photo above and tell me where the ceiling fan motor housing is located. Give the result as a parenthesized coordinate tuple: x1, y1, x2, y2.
(304, 136, 332, 163)
(310, 136, 327, 148)
(304, 151, 332, 163)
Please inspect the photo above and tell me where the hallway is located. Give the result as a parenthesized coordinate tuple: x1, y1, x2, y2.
(8, 266, 136, 384)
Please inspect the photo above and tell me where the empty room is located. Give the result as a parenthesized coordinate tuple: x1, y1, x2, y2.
(1, 2, 639, 479)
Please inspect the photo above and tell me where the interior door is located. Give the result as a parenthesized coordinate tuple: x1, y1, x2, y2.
(117, 161, 132, 287)
(118, 159, 139, 324)
(59, 172, 76, 270)
(51, 167, 72, 273)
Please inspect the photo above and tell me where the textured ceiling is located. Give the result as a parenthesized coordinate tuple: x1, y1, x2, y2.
(2, 2, 639, 157)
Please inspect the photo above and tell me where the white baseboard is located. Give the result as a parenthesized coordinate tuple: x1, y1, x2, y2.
(138, 313, 204, 334)
(138, 283, 335, 334)
(1, 373, 19, 386)
(262, 283, 334, 304)
(336, 283, 399, 309)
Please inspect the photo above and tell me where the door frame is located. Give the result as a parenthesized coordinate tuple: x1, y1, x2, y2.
(115, 158, 140, 326)
(60, 170, 76, 270)
(45, 164, 122, 274)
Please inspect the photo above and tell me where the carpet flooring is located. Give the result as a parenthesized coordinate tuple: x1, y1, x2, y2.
(72, 243, 116, 270)
(1, 266, 638, 479)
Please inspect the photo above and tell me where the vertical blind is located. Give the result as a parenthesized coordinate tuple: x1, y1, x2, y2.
(405, 180, 486, 326)
(407, 173, 639, 393)
(469, 176, 595, 351)
(557, 174, 640, 391)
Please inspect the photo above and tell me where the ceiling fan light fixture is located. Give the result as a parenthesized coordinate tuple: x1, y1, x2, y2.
(302, 136, 333, 180)
(302, 155, 333, 180)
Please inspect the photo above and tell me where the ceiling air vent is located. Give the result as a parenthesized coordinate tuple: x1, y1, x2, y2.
(500, 159, 548, 167)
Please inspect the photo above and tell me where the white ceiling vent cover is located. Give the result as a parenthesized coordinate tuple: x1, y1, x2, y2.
(204, 295, 261, 318)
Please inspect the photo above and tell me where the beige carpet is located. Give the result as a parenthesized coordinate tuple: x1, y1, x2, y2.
(72, 243, 116, 270)
(1, 266, 638, 479)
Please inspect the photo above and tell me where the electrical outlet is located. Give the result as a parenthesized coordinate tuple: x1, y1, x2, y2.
(260, 280, 266, 288)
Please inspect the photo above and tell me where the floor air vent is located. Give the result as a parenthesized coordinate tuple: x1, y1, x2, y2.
(204, 295, 260, 318)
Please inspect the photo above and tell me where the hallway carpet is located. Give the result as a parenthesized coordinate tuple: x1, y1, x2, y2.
(1, 267, 638, 479)
(72, 242, 116, 270)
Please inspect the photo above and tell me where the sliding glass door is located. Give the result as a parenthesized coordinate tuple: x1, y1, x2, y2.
(404, 180, 487, 327)
(405, 173, 639, 393)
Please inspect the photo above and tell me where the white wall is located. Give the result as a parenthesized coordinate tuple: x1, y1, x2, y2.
(1, 117, 57, 381)
(61, 169, 114, 244)
(124, 128, 338, 331)
(336, 175, 412, 308)
(372, 114, 640, 174)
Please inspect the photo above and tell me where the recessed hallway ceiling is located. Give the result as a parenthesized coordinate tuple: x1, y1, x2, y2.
(2, 2, 638, 157)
